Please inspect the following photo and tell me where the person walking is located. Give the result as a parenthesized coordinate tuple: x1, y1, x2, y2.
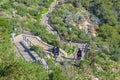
(52, 46, 59, 62)
(77, 48, 82, 60)
(74, 48, 82, 66)
(56, 47, 60, 56)
(55, 47, 59, 61)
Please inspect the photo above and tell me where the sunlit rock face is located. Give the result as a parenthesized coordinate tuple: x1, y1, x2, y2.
(77, 19, 99, 37)
(76, 13, 100, 37)
(67, 9, 100, 37)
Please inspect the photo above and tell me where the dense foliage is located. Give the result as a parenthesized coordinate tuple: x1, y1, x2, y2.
(49, 0, 120, 62)
(48, 0, 120, 79)
(80, 0, 120, 62)
(0, 17, 49, 80)
(49, 3, 89, 42)
(0, 0, 120, 80)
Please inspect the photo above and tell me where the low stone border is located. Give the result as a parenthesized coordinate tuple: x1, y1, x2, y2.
(22, 34, 67, 56)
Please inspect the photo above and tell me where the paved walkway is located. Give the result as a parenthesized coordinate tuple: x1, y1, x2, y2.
(41, 1, 60, 36)
(68, 43, 88, 60)
(14, 34, 67, 66)
(23, 34, 50, 50)
(14, 34, 49, 68)
(22, 34, 67, 57)
(14, 35, 34, 61)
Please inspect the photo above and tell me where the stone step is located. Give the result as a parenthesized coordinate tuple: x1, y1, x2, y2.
(26, 37, 49, 49)
(15, 42, 33, 61)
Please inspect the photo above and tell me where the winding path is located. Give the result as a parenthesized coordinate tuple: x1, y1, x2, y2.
(22, 34, 51, 50)
(41, 1, 60, 38)
(14, 34, 33, 62)
(14, 34, 67, 63)
(41, 0, 88, 60)
(41, 1, 84, 46)
(12, 0, 88, 68)
(14, 34, 49, 68)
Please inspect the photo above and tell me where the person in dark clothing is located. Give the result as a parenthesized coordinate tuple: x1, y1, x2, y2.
(77, 48, 82, 60)
(56, 47, 60, 56)
(52, 46, 59, 61)
(52, 46, 56, 53)
(52, 46, 56, 57)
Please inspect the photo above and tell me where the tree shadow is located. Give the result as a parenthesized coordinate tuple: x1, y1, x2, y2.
(19, 41, 36, 61)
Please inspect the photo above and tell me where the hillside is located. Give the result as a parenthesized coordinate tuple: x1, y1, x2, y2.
(0, 0, 120, 80)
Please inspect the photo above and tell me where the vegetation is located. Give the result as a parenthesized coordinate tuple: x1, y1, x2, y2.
(80, 0, 120, 62)
(30, 46, 46, 58)
(64, 45, 76, 55)
(49, 0, 120, 79)
(26, 21, 58, 45)
(0, 0, 120, 80)
(0, 17, 48, 80)
(49, 3, 89, 42)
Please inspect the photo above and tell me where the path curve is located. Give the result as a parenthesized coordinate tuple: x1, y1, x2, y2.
(41, 0, 88, 59)
(14, 34, 67, 61)
(41, 1, 84, 46)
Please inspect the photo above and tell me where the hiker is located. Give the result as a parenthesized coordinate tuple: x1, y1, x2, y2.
(55, 47, 60, 61)
(52, 46, 59, 61)
(77, 48, 82, 60)
(56, 47, 60, 56)
(52, 46, 56, 56)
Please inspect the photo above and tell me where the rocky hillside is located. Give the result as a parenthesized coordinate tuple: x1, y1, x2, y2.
(48, 2, 100, 43)
(0, 0, 120, 80)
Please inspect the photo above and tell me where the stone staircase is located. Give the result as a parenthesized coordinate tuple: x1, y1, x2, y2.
(14, 34, 48, 68)
(25, 36, 50, 50)
(14, 35, 34, 62)
(68, 44, 84, 59)
(67, 43, 88, 60)
(14, 34, 68, 68)
(23, 34, 67, 62)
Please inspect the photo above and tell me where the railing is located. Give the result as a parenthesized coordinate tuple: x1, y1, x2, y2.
(22, 34, 67, 56)
(22, 34, 49, 68)
(22, 34, 34, 47)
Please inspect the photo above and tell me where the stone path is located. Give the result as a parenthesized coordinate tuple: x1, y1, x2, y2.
(23, 34, 50, 50)
(14, 35, 34, 61)
(41, 1, 60, 38)
(22, 34, 67, 58)
(14, 34, 49, 68)
(14, 34, 67, 68)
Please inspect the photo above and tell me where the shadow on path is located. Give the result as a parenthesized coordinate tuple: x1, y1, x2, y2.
(19, 41, 36, 61)
(61, 56, 76, 60)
